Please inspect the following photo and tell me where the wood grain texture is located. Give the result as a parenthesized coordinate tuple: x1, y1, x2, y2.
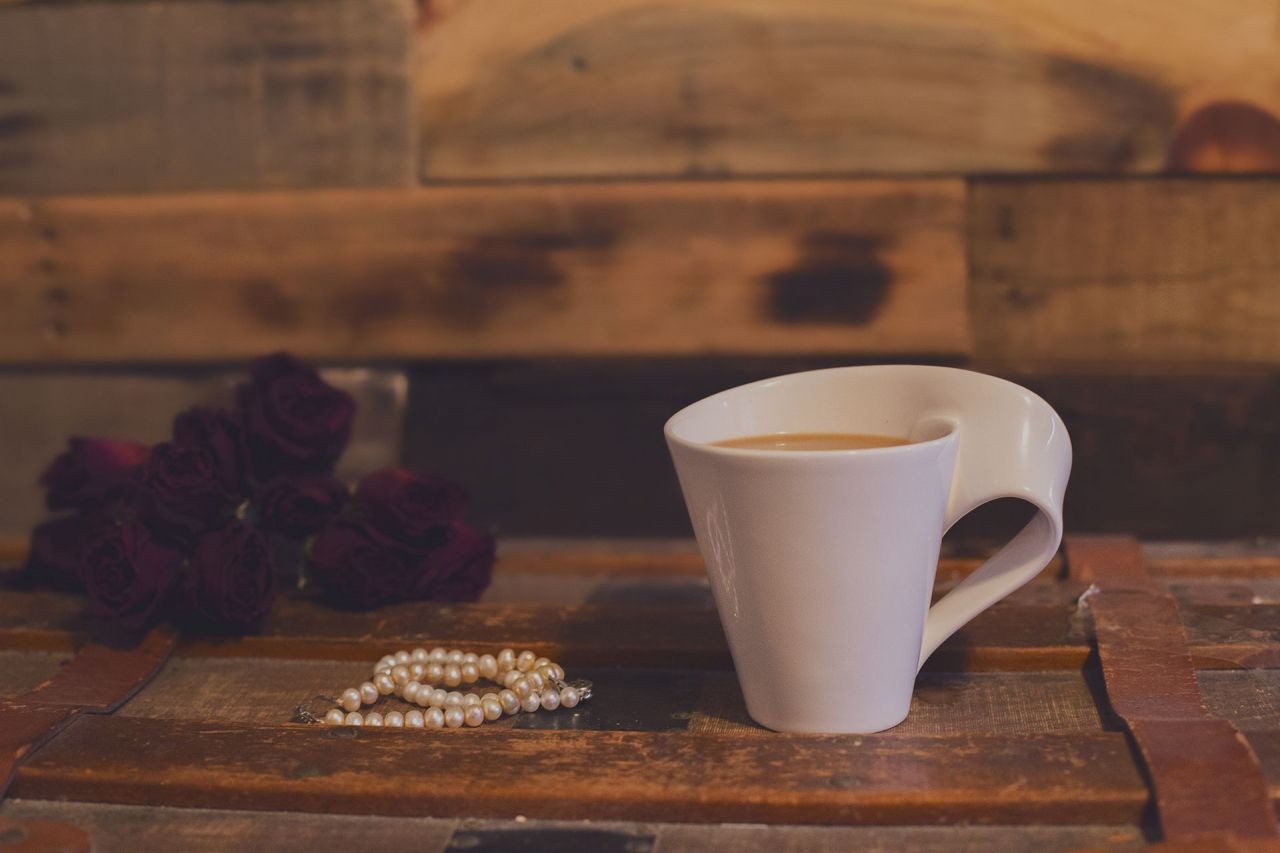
(0, 181, 967, 362)
(10, 717, 1155, 824)
(417, 0, 1280, 179)
(971, 179, 1280, 366)
(0, 0, 415, 194)
(0, 802, 1145, 853)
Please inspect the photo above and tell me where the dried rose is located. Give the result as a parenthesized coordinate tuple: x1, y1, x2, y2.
(81, 522, 181, 629)
(173, 407, 249, 498)
(40, 438, 148, 511)
(415, 521, 495, 602)
(184, 520, 275, 631)
(24, 514, 106, 591)
(354, 468, 466, 551)
(135, 441, 239, 540)
(256, 476, 348, 539)
(308, 520, 422, 610)
(237, 352, 355, 481)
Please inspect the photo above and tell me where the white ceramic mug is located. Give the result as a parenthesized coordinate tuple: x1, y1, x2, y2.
(664, 366, 1071, 733)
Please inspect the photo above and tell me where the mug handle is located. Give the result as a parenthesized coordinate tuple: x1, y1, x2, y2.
(916, 390, 1072, 672)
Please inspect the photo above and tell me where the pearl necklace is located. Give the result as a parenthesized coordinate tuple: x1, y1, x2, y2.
(321, 647, 593, 730)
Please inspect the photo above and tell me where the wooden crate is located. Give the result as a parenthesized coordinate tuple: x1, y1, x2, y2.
(2, 535, 1277, 850)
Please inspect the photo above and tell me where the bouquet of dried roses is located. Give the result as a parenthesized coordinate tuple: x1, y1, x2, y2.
(20, 353, 494, 634)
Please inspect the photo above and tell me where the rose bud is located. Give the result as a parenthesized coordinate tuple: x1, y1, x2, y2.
(24, 514, 107, 591)
(135, 441, 240, 539)
(173, 407, 249, 498)
(354, 468, 467, 551)
(308, 520, 422, 610)
(40, 437, 148, 511)
(184, 520, 275, 631)
(256, 476, 348, 539)
(415, 521, 495, 602)
(81, 521, 181, 630)
(236, 352, 355, 481)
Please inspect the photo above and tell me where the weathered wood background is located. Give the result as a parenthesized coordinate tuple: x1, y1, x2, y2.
(2, 0, 1280, 538)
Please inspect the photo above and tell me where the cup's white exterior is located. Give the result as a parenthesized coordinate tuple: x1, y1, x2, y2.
(665, 366, 1071, 734)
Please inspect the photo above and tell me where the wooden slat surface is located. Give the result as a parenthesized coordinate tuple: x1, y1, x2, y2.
(0, 0, 416, 194)
(0, 801, 1146, 853)
(971, 179, 1280, 367)
(417, 0, 1280, 179)
(0, 181, 967, 362)
(10, 717, 1156, 824)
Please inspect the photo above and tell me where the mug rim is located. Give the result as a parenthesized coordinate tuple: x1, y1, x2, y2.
(664, 364, 972, 458)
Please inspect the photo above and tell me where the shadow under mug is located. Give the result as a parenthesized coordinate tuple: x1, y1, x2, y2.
(664, 365, 1072, 734)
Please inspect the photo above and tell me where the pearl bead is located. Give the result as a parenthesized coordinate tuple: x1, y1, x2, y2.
(526, 671, 545, 691)
(405, 710, 425, 728)
(403, 682, 421, 703)
(344, 711, 364, 726)
(430, 688, 448, 708)
(512, 678, 532, 699)
(340, 688, 362, 712)
(461, 663, 479, 683)
(534, 657, 551, 670)
(547, 664, 565, 681)
(425, 707, 445, 729)
(503, 670, 522, 688)
(540, 688, 560, 710)
(482, 697, 503, 721)
(447, 650, 465, 665)
(445, 691, 465, 709)
(498, 690, 520, 715)
(536, 665, 556, 682)
(324, 709, 345, 725)
(429, 647, 448, 663)
(384, 711, 404, 728)
(391, 665, 410, 686)
(409, 663, 427, 681)
(497, 648, 516, 672)
(377, 655, 396, 671)
(464, 705, 485, 727)
(521, 692, 541, 713)
(365, 712, 383, 727)
(359, 682, 379, 705)
(374, 673, 395, 696)
(462, 652, 479, 665)
(444, 707, 465, 728)
(443, 665, 462, 687)
(411, 648, 429, 663)
(463, 693, 482, 708)
(394, 651, 411, 665)
(517, 651, 537, 672)
(479, 655, 498, 679)
(559, 687, 580, 709)
(415, 688, 434, 708)
(425, 663, 445, 683)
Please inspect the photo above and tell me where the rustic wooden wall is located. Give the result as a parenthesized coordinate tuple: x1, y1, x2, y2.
(1, 0, 1279, 538)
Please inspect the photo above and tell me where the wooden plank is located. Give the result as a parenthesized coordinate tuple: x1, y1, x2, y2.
(0, 368, 405, 535)
(0, 802, 1145, 853)
(0, 180, 967, 362)
(971, 180, 1280, 367)
(417, 0, 1280, 179)
(406, 363, 1280, 539)
(11, 717, 1154, 824)
(0, 0, 415, 194)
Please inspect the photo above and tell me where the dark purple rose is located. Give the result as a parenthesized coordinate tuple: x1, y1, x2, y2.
(81, 521, 181, 630)
(415, 521, 495, 602)
(24, 514, 105, 591)
(136, 441, 239, 539)
(354, 468, 466, 550)
(256, 476, 348, 539)
(173, 407, 249, 498)
(185, 521, 275, 631)
(237, 353, 355, 481)
(40, 438, 148, 511)
(308, 520, 422, 610)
